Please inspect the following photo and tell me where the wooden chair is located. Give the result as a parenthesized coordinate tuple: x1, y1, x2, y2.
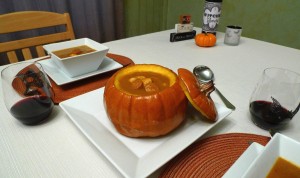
(0, 11, 75, 64)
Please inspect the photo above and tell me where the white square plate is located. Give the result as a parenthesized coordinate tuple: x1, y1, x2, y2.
(59, 88, 232, 178)
(242, 133, 300, 178)
(222, 142, 264, 178)
(38, 56, 123, 85)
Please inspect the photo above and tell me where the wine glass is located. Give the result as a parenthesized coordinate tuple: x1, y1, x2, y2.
(1, 62, 54, 125)
(249, 68, 300, 130)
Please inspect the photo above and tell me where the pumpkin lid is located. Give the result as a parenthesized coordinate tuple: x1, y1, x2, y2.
(177, 68, 217, 121)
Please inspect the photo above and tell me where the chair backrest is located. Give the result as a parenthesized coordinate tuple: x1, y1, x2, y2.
(0, 11, 75, 64)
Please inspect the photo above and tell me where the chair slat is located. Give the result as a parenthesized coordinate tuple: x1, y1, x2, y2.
(0, 32, 74, 53)
(22, 48, 33, 60)
(36, 46, 46, 57)
(0, 12, 70, 33)
(7, 51, 18, 63)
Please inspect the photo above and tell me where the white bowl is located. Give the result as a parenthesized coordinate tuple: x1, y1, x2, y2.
(242, 133, 300, 178)
(222, 142, 264, 178)
(43, 38, 109, 77)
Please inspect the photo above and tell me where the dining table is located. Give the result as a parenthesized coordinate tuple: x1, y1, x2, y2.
(1, 27, 300, 178)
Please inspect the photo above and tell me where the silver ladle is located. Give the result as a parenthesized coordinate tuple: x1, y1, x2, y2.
(193, 65, 236, 110)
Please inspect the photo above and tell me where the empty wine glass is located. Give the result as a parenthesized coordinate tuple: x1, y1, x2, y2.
(1, 62, 54, 125)
(249, 68, 300, 130)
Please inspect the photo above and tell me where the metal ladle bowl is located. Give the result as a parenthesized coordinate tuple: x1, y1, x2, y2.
(193, 65, 236, 110)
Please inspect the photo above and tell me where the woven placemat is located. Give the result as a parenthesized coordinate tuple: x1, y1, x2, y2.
(159, 133, 270, 178)
(47, 53, 134, 104)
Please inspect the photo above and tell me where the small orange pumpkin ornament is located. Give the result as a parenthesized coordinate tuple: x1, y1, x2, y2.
(195, 33, 217, 47)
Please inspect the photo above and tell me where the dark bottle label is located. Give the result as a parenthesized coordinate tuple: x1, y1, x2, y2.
(202, 1, 222, 34)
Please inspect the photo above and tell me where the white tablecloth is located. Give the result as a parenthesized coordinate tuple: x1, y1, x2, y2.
(1, 28, 300, 178)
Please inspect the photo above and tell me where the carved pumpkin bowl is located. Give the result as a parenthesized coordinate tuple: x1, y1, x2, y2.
(103, 64, 188, 138)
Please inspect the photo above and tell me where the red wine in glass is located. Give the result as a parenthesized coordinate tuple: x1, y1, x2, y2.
(249, 97, 299, 130)
(10, 95, 54, 125)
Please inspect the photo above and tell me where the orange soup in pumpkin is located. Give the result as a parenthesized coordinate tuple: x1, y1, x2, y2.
(118, 72, 170, 96)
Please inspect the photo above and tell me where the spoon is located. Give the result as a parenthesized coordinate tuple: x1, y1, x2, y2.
(193, 65, 236, 110)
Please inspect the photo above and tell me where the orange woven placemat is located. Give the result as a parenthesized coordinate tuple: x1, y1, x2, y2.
(48, 53, 134, 104)
(159, 133, 270, 178)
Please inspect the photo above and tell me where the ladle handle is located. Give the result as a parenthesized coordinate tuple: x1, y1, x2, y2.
(215, 87, 236, 110)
